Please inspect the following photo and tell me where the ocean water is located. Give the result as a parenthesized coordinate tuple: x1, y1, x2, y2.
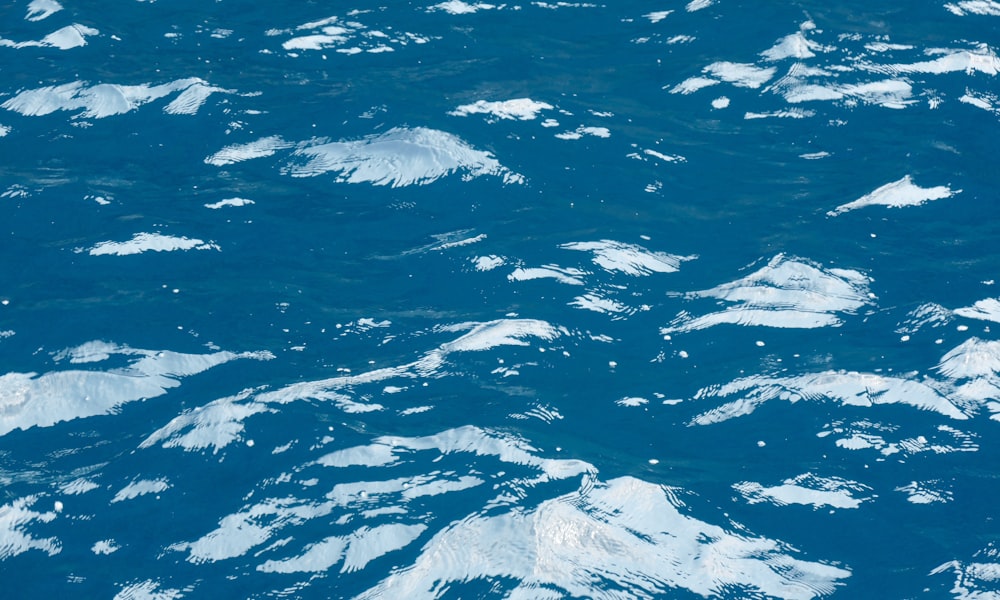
(2, 0, 1000, 597)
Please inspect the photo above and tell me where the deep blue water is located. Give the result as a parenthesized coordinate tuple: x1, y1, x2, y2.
(3, 0, 1000, 598)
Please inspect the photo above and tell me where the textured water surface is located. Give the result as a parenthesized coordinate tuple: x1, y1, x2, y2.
(2, 0, 1000, 598)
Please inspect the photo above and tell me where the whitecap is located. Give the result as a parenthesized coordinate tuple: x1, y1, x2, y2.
(954, 298, 1000, 323)
(691, 370, 968, 425)
(26, 0, 63, 21)
(0, 343, 272, 436)
(643, 10, 673, 23)
(111, 478, 171, 503)
(663, 254, 872, 333)
(80, 232, 220, 256)
(204, 197, 255, 209)
(828, 175, 959, 216)
(508, 265, 587, 285)
(429, 1, 498, 14)
(449, 98, 553, 120)
(141, 320, 564, 452)
(356, 476, 850, 599)
(204, 135, 294, 166)
(944, 0, 1000, 15)
(685, 0, 714, 11)
(561, 239, 695, 276)
(0, 495, 61, 560)
(734, 473, 871, 509)
(1, 78, 223, 119)
(0, 24, 98, 50)
(282, 127, 521, 187)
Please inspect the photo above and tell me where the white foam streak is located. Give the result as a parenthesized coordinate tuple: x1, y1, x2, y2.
(1, 78, 224, 119)
(508, 265, 587, 285)
(357, 476, 850, 599)
(954, 299, 1000, 323)
(169, 498, 336, 564)
(561, 240, 695, 276)
(829, 175, 959, 216)
(0, 24, 98, 50)
(945, 0, 1000, 15)
(704, 62, 777, 88)
(283, 127, 520, 187)
(111, 479, 171, 503)
(664, 255, 872, 333)
(26, 0, 63, 21)
(112, 580, 183, 600)
(0, 344, 272, 436)
(685, 0, 714, 11)
(691, 370, 967, 425)
(0, 496, 60, 560)
(82, 232, 220, 256)
(204, 198, 255, 210)
(888, 45, 1000, 75)
(429, 1, 498, 14)
(936, 338, 1000, 380)
(450, 98, 553, 120)
(204, 136, 294, 166)
(143, 320, 564, 452)
(734, 474, 871, 509)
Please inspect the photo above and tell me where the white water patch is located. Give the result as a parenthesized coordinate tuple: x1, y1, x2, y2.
(691, 370, 967, 426)
(670, 76, 720, 94)
(204, 197, 255, 209)
(935, 339, 1000, 417)
(472, 255, 505, 271)
(26, 0, 63, 21)
(282, 127, 521, 187)
(945, 0, 1000, 15)
(0, 24, 99, 50)
(428, 1, 498, 14)
(0, 343, 272, 436)
(79, 233, 220, 256)
(278, 14, 431, 54)
(895, 481, 953, 504)
(142, 319, 566, 452)
(931, 550, 1000, 598)
(663, 254, 872, 333)
(169, 497, 338, 564)
(745, 108, 815, 119)
(644, 10, 673, 22)
(112, 580, 183, 600)
(164, 82, 233, 115)
(561, 240, 695, 276)
(204, 136, 294, 166)
(828, 175, 959, 216)
(734, 473, 871, 509)
(260, 523, 427, 573)
(570, 292, 636, 318)
(356, 475, 850, 599)
(686, 0, 714, 10)
(111, 478, 171, 503)
(705, 61, 777, 88)
(1, 78, 226, 119)
(91, 539, 119, 555)
(761, 31, 831, 61)
(554, 125, 611, 139)
(0, 124, 10, 137)
(508, 265, 587, 285)
(642, 148, 687, 163)
(877, 45, 1000, 75)
(0, 495, 61, 560)
(955, 298, 1000, 323)
(449, 98, 553, 121)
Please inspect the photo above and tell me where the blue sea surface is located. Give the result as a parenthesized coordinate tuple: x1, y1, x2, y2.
(2, 0, 1000, 597)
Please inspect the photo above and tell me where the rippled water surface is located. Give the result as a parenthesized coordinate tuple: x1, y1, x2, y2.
(3, 1, 1000, 598)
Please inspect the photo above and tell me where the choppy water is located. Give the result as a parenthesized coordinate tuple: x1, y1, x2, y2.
(3, 0, 1000, 598)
